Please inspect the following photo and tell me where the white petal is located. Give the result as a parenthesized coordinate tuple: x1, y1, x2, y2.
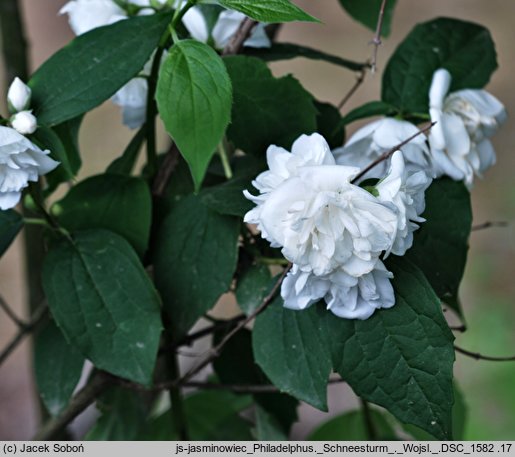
(182, 7, 209, 43)
(429, 68, 452, 109)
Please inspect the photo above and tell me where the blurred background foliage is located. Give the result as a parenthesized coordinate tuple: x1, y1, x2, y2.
(0, 0, 514, 440)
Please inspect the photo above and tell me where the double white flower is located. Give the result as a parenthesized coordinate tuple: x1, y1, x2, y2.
(0, 79, 59, 210)
(244, 134, 430, 320)
(60, 0, 270, 129)
(428, 68, 506, 187)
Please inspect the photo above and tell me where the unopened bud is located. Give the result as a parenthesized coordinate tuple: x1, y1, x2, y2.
(11, 111, 38, 135)
(7, 77, 32, 113)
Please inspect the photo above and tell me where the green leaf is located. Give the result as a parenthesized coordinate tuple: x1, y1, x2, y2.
(382, 17, 497, 114)
(156, 40, 232, 191)
(314, 101, 345, 149)
(154, 195, 239, 338)
(86, 388, 147, 440)
(106, 126, 146, 175)
(225, 56, 318, 155)
(341, 100, 397, 125)
(0, 210, 23, 257)
(213, 329, 299, 435)
(42, 230, 162, 385)
(308, 409, 396, 440)
(30, 13, 172, 125)
(404, 178, 472, 315)
(218, 0, 318, 23)
(244, 43, 366, 71)
(252, 297, 332, 410)
(338, 0, 397, 36)
(30, 126, 75, 183)
(53, 116, 83, 176)
(52, 174, 152, 257)
(140, 391, 253, 440)
(327, 257, 455, 440)
(200, 177, 254, 217)
(34, 321, 84, 416)
(255, 404, 288, 440)
(236, 264, 272, 315)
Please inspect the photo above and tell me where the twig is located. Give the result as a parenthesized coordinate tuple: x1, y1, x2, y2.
(370, 0, 388, 74)
(176, 264, 291, 386)
(337, 67, 367, 110)
(151, 143, 180, 197)
(222, 18, 258, 56)
(455, 345, 515, 362)
(0, 302, 48, 367)
(351, 122, 436, 184)
(33, 373, 111, 441)
(0, 294, 25, 327)
(471, 221, 509, 232)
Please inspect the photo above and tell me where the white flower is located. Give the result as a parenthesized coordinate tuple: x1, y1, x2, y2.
(282, 261, 395, 320)
(0, 127, 59, 210)
(376, 151, 431, 256)
(428, 68, 507, 188)
(333, 118, 432, 181)
(7, 77, 31, 113)
(244, 162, 398, 277)
(59, 0, 127, 35)
(183, 7, 271, 50)
(10, 111, 38, 135)
(111, 77, 148, 129)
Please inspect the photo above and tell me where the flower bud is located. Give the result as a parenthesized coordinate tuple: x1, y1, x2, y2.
(7, 77, 32, 113)
(11, 111, 38, 135)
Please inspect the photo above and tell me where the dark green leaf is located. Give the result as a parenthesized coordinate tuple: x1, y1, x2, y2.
(403, 382, 468, 440)
(53, 174, 152, 256)
(42, 230, 162, 385)
(156, 40, 232, 191)
(253, 297, 332, 410)
(34, 321, 84, 416)
(244, 43, 367, 71)
(308, 409, 396, 440)
(404, 178, 472, 315)
(30, 126, 75, 183)
(338, 0, 397, 36)
(327, 257, 455, 440)
(341, 100, 397, 125)
(53, 116, 83, 176)
(218, 0, 318, 23)
(236, 264, 272, 315)
(225, 56, 317, 155)
(0, 210, 23, 257)
(30, 13, 172, 125)
(154, 195, 239, 338)
(255, 405, 288, 440)
(200, 177, 254, 217)
(140, 391, 253, 440)
(382, 17, 497, 114)
(86, 388, 146, 440)
(314, 101, 345, 149)
(106, 126, 146, 175)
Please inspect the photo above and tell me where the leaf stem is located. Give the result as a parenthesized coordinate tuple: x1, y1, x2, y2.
(217, 141, 233, 180)
(360, 398, 378, 440)
(168, 351, 189, 440)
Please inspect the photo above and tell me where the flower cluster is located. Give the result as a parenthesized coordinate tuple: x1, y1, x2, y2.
(60, 0, 270, 129)
(0, 79, 59, 210)
(244, 134, 431, 320)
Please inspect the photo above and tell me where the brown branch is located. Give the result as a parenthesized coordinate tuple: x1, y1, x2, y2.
(471, 221, 508, 232)
(370, 0, 388, 74)
(450, 325, 467, 333)
(0, 294, 25, 327)
(455, 345, 515, 362)
(222, 18, 258, 56)
(151, 143, 180, 198)
(350, 122, 436, 184)
(0, 302, 48, 367)
(175, 264, 291, 386)
(32, 373, 111, 441)
(337, 67, 367, 110)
